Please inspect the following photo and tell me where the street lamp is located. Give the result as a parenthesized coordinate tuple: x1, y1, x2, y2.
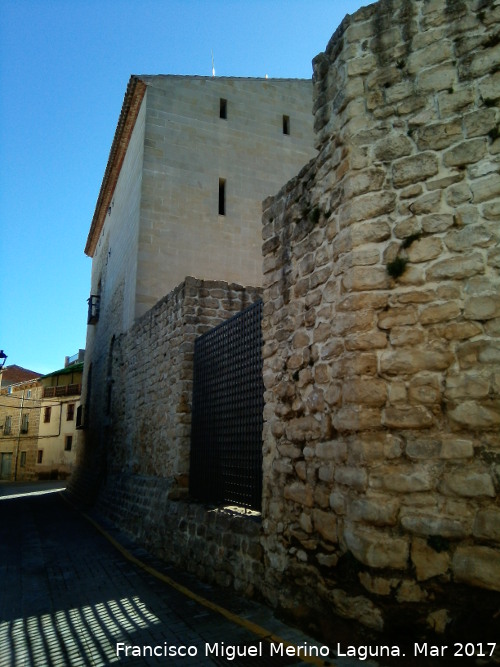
(0, 351, 7, 369)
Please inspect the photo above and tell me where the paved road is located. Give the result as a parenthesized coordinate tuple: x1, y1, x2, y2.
(0, 483, 345, 667)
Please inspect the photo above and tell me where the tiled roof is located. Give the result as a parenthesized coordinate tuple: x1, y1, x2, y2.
(1, 365, 41, 386)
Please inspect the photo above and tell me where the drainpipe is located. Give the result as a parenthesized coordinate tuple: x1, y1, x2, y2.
(13, 390, 25, 481)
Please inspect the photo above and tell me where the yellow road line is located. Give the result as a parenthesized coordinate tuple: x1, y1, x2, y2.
(60, 492, 333, 666)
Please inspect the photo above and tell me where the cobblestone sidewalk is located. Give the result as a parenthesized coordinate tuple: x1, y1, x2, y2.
(0, 486, 350, 667)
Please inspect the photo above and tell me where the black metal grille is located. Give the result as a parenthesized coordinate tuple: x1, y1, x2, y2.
(190, 300, 264, 511)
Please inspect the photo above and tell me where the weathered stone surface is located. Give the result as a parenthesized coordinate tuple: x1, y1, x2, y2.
(382, 405, 434, 429)
(285, 416, 323, 443)
(470, 173, 500, 203)
(406, 237, 443, 263)
(415, 119, 462, 151)
(452, 546, 500, 592)
(373, 134, 413, 161)
(348, 496, 400, 526)
(339, 191, 397, 226)
(343, 378, 387, 406)
(420, 301, 460, 325)
(344, 523, 409, 569)
(448, 400, 500, 429)
(401, 513, 469, 538)
(464, 294, 500, 321)
(342, 266, 391, 291)
(380, 348, 453, 375)
(313, 509, 338, 543)
(411, 538, 450, 581)
(392, 152, 439, 188)
(443, 138, 487, 167)
(370, 465, 436, 493)
(426, 253, 484, 281)
(441, 470, 496, 498)
(284, 482, 314, 508)
(473, 509, 500, 543)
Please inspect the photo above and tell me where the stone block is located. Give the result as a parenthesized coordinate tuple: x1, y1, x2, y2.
(378, 307, 418, 329)
(470, 173, 500, 203)
(313, 509, 338, 544)
(339, 191, 396, 226)
(342, 167, 386, 199)
(448, 400, 500, 429)
(358, 572, 398, 596)
(439, 435, 473, 459)
(343, 523, 409, 569)
(417, 64, 456, 93)
(426, 253, 484, 281)
(405, 437, 441, 459)
(285, 416, 323, 443)
(343, 378, 387, 407)
(396, 580, 427, 602)
(373, 134, 413, 161)
(415, 119, 462, 151)
(473, 509, 500, 542)
(334, 466, 368, 491)
(342, 266, 391, 291)
(452, 546, 500, 592)
(348, 495, 400, 526)
(445, 225, 494, 253)
(421, 213, 455, 233)
(370, 465, 436, 493)
(401, 513, 469, 538)
(389, 326, 424, 347)
(382, 405, 434, 429)
(333, 405, 382, 432)
(437, 87, 475, 116)
(411, 538, 450, 581)
(406, 237, 443, 263)
(284, 482, 314, 508)
(420, 301, 461, 325)
(443, 138, 488, 167)
(441, 470, 496, 498)
(392, 152, 439, 188)
(380, 348, 453, 375)
(478, 71, 500, 104)
(444, 373, 490, 400)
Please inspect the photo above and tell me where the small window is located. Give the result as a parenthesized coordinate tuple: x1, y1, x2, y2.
(67, 403, 75, 421)
(20, 451, 26, 467)
(4, 416, 12, 435)
(218, 178, 226, 216)
(44, 406, 52, 423)
(37, 450, 43, 464)
(283, 114, 290, 135)
(27, 390, 32, 399)
(21, 414, 29, 433)
(65, 435, 73, 452)
(219, 98, 227, 119)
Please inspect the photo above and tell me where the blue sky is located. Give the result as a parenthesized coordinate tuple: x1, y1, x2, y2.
(1, 0, 365, 375)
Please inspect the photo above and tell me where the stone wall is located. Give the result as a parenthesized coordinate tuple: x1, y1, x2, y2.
(261, 0, 500, 639)
(71, 277, 264, 594)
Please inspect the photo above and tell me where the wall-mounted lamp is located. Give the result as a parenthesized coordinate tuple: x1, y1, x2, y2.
(0, 350, 7, 369)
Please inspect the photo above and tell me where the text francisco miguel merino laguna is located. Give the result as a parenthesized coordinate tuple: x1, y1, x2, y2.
(116, 640, 497, 660)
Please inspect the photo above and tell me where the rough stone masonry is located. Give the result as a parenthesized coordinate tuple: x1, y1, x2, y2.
(261, 0, 500, 638)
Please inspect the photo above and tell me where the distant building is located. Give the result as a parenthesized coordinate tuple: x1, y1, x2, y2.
(0, 356, 84, 481)
(0, 366, 42, 480)
(37, 356, 84, 480)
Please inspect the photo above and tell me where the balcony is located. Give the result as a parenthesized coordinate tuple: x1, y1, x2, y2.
(43, 384, 81, 398)
(87, 295, 100, 325)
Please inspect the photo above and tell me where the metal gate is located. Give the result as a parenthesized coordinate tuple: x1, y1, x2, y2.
(189, 300, 264, 511)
